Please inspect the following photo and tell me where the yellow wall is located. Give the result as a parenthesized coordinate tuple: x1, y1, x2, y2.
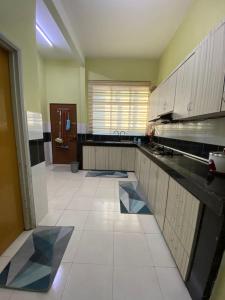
(0, 0, 40, 112)
(40, 59, 86, 123)
(86, 58, 158, 84)
(158, 0, 225, 83)
(210, 253, 225, 300)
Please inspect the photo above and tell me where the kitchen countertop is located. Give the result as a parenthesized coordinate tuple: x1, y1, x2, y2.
(139, 145, 225, 217)
(82, 140, 225, 216)
(82, 140, 137, 147)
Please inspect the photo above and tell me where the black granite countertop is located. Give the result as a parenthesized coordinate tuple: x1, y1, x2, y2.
(82, 140, 137, 147)
(82, 140, 225, 216)
(139, 145, 225, 217)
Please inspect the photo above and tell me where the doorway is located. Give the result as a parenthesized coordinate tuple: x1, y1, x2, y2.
(50, 103, 77, 164)
(0, 46, 25, 254)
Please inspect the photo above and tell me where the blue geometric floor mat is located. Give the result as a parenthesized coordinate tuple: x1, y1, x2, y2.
(119, 181, 152, 214)
(86, 170, 128, 178)
(0, 226, 74, 292)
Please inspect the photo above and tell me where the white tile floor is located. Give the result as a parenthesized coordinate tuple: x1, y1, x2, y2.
(0, 165, 192, 300)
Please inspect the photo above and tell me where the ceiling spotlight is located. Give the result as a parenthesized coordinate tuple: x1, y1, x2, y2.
(36, 24, 53, 47)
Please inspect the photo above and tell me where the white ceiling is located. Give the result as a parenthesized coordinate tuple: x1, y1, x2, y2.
(59, 0, 193, 59)
(36, 0, 74, 59)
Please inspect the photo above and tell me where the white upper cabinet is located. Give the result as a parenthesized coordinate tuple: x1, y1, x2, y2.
(192, 23, 225, 116)
(173, 53, 197, 119)
(158, 72, 177, 116)
(149, 89, 159, 121)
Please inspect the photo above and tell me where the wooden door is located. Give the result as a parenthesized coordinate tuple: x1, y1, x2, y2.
(50, 104, 77, 164)
(0, 47, 24, 254)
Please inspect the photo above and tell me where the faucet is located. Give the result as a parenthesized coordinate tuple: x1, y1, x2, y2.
(113, 130, 120, 141)
(119, 131, 126, 140)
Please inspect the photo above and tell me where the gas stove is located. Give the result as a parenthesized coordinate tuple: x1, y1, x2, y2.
(147, 143, 181, 156)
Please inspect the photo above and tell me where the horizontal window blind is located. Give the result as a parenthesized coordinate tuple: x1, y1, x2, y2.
(88, 80, 150, 135)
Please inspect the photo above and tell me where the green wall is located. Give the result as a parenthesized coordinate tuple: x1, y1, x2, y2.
(0, 0, 40, 112)
(210, 253, 225, 300)
(158, 0, 225, 83)
(86, 58, 158, 84)
(40, 59, 86, 123)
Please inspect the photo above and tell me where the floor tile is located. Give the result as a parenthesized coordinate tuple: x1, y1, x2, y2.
(114, 232, 153, 266)
(9, 263, 72, 300)
(146, 234, 176, 267)
(56, 211, 88, 230)
(74, 231, 113, 265)
(91, 198, 117, 212)
(156, 267, 192, 300)
(114, 214, 143, 233)
(84, 212, 115, 231)
(62, 264, 113, 300)
(66, 195, 93, 211)
(113, 266, 163, 300)
(95, 187, 116, 199)
(0, 288, 12, 300)
(39, 209, 63, 226)
(62, 231, 82, 262)
(138, 215, 161, 233)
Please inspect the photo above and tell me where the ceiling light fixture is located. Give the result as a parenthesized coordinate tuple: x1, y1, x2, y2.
(36, 24, 53, 47)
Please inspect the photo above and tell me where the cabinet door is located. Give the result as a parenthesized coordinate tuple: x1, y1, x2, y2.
(121, 147, 136, 171)
(108, 147, 122, 170)
(192, 23, 225, 116)
(95, 147, 109, 170)
(165, 178, 200, 256)
(154, 168, 169, 230)
(173, 53, 197, 119)
(83, 146, 96, 170)
(135, 149, 141, 180)
(147, 161, 158, 212)
(158, 73, 177, 116)
(139, 154, 151, 197)
(149, 89, 159, 121)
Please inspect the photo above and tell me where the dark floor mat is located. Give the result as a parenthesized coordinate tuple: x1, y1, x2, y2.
(0, 226, 74, 292)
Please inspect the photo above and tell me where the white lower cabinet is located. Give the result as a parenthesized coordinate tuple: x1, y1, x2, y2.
(108, 147, 122, 170)
(95, 147, 109, 170)
(134, 149, 141, 180)
(139, 152, 151, 197)
(163, 177, 200, 280)
(83, 146, 136, 171)
(147, 160, 159, 212)
(121, 147, 136, 171)
(133, 151, 200, 281)
(154, 168, 170, 231)
(82, 146, 96, 169)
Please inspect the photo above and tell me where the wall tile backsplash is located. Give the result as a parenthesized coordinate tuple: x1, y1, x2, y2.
(154, 117, 225, 146)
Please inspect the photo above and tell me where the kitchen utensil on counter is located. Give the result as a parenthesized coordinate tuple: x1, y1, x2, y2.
(209, 149, 225, 174)
(55, 110, 63, 144)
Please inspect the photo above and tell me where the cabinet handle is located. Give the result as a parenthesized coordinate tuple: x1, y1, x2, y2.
(187, 103, 190, 112)
(222, 75, 225, 102)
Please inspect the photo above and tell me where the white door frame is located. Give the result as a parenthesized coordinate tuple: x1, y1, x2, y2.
(0, 34, 36, 229)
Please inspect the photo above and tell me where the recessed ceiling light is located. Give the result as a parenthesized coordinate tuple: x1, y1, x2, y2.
(36, 24, 53, 47)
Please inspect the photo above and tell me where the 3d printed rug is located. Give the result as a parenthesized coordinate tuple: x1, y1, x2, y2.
(0, 226, 74, 292)
(86, 170, 128, 178)
(119, 181, 152, 214)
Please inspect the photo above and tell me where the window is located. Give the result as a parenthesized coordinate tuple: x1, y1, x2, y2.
(88, 81, 150, 135)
